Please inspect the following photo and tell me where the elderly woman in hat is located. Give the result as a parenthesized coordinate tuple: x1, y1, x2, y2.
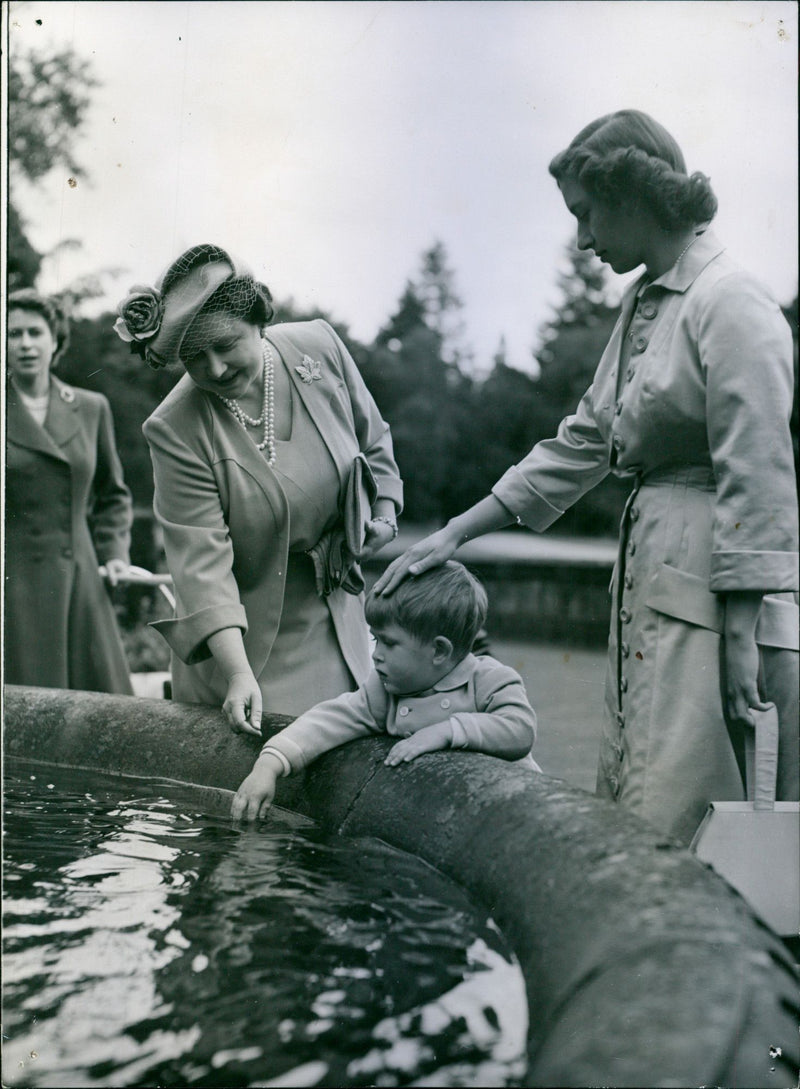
(6, 288, 133, 694)
(376, 109, 798, 845)
(114, 244, 402, 734)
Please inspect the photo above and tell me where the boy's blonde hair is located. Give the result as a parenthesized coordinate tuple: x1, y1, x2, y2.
(366, 561, 488, 658)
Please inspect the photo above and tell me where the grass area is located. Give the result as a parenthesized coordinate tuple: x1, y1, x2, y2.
(491, 638, 607, 794)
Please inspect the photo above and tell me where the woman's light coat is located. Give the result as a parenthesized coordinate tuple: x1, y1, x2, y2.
(143, 320, 403, 708)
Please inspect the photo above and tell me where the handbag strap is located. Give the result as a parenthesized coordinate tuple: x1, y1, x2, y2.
(743, 703, 779, 810)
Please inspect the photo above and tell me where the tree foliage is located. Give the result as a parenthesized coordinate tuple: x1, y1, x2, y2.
(15, 33, 794, 550)
(7, 45, 99, 290)
(8, 47, 98, 183)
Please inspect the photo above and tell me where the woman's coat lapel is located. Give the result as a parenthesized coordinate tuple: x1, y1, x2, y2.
(6, 377, 78, 465)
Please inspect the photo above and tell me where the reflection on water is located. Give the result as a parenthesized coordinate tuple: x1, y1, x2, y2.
(3, 764, 528, 1087)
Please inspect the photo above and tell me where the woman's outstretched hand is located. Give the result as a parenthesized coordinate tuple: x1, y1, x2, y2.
(223, 671, 263, 736)
(372, 525, 460, 596)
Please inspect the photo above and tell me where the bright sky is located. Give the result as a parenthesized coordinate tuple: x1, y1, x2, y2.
(7, 0, 798, 374)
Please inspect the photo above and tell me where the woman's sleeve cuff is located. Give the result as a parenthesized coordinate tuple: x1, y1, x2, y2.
(492, 468, 564, 532)
(710, 550, 799, 592)
(150, 603, 248, 663)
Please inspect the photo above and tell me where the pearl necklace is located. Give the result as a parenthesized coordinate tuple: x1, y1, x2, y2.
(217, 340, 276, 465)
(673, 232, 698, 267)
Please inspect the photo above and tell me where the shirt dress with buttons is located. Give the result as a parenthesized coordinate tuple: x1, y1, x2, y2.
(492, 229, 798, 844)
(5, 376, 134, 693)
(257, 653, 539, 773)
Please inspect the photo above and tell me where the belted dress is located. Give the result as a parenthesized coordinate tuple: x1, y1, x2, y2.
(492, 229, 798, 844)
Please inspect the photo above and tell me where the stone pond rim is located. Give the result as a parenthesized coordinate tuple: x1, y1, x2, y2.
(4, 683, 798, 1088)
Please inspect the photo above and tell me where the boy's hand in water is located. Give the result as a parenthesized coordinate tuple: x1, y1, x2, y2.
(231, 754, 283, 821)
(372, 526, 460, 596)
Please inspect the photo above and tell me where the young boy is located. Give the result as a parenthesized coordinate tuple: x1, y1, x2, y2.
(231, 561, 539, 822)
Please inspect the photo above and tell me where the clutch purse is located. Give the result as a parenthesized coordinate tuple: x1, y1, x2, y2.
(691, 703, 799, 937)
(307, 454, 378, 597)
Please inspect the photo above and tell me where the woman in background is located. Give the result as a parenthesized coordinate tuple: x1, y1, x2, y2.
(376, 110, 798, 845)
(117, 244, 403, 734)
(5, 289, 133, 694)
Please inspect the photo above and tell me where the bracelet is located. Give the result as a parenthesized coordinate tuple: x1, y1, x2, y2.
(373, 515, 399, 540)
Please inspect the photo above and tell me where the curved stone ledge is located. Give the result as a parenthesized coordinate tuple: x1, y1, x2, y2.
(4, 684, 798, 1087)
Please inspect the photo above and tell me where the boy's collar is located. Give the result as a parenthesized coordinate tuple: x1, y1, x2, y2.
(425, 653, 478, 693)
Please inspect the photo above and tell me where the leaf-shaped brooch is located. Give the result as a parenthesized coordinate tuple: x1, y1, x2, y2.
(295, 355, 323, 384)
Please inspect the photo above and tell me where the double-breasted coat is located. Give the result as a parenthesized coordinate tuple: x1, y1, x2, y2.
(492, 229, 798, 843)
(5, 376, 134, 693)
(143, 319, 403, 712)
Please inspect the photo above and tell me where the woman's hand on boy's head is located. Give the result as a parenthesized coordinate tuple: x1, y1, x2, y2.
(372, 527, 459, 596)
(384, 720, 452, 766)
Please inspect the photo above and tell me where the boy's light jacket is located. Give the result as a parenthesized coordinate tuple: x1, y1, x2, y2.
(259, 653, 538, 771)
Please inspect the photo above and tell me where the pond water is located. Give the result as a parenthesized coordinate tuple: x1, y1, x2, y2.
(3, 763, 528, 1088)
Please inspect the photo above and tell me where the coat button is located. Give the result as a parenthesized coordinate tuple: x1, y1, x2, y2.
(628, 540, 637, 555)
(620, 607, 632, 623)
(615, 712, 625, 728)
(626, 368, 635, 383)
(398, 706, 410, 717)
(633, 336, 648, 353)
(621, 677, 629, 693)
(440, 698, 451, 709)
(614, 400, 623, 416)
(621, 642, 630, 658)
(629, 506, 639, 522)
(624, 573, 633, 589)
(640, 302, 658, 320)
(613, 742, 624, 761)
(612, 435, 626, 452)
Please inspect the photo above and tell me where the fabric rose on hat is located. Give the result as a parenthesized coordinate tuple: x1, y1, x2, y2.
(113, 286, 164, 364)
